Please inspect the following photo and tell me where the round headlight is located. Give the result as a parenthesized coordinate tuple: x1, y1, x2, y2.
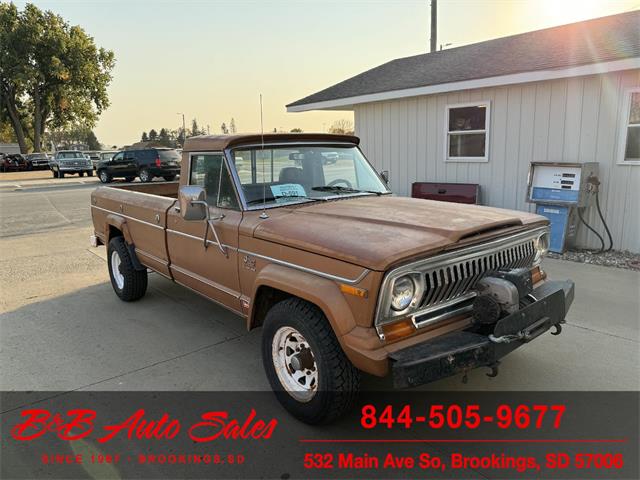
(534, 231, 550, 262)
(390, 276, 415, 311)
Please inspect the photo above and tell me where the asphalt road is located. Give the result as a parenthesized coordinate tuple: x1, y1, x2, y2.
(0, 179, 638, 393)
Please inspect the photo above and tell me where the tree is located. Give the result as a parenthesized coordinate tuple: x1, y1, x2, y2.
(86, 130, 100, 150)
(220, 122, 228, 134)
(328, 119, 354, 135)
(148, 129, 158, 141)
(158, 128, 171, 147)
(290, 128, 303, 133)
(141, 131, 149, 142)
(0, 3, 115, 152)
(229, 117, 237, 134)
(191, 118, 205, 137)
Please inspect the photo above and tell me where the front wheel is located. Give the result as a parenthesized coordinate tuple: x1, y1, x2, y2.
(261, 298, 360, 424)
(86, 170, 93, 177)
(107, 236, 147, 301)
(98, 170, 111, 183)
(51, 169, 58, 178)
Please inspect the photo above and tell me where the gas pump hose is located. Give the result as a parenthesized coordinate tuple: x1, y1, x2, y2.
(576, 191, 614, 254)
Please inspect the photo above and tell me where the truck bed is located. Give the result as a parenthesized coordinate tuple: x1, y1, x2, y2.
(91, 182, 180, 277)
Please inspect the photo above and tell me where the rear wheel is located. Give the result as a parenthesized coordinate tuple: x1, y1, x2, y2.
(163, 174, 177, 181)
(51, 169, 58, 178)
(107, 236, 147, 301)
(86, 170, 93, 177)
(261, 298, 360, 424)
(139, 169, 152, 183)
(98, 170, 111, 183)
(79, 171, 84, 177)
(125, 176, 135, 183)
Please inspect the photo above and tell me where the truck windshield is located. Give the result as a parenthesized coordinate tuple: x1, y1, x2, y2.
(230, 145, 389, 208)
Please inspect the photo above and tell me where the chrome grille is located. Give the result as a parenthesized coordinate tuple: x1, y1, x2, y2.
(419, 239, 536, 310)
(374, 226, 548, 330)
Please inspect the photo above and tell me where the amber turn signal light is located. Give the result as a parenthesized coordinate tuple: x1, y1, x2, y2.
(531, 265, 547, 284)
(339, 284, 368, 298)
(381, 319, 416, 342)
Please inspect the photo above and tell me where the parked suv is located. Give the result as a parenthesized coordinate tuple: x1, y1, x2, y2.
(26, 152, 51, 169)
(96, 148, 181, 183)
(50, 151, 93, 178)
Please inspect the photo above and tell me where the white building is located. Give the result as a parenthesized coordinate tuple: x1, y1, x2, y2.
(288, 11, 640, 252)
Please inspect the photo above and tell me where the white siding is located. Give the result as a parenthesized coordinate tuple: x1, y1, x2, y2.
(355, 70, 640, 252)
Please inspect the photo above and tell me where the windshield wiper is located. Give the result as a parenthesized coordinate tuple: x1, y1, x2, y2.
(312, 185, 383, 196)
(245, 195, 321, 206)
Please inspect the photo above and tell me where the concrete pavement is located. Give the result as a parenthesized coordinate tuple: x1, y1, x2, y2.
(0, 181, 638, 393)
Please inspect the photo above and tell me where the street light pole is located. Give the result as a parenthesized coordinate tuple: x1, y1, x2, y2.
(177, 113, 186, 146)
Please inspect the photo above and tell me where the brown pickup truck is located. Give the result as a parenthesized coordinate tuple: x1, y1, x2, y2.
(90, 133, 574, 423)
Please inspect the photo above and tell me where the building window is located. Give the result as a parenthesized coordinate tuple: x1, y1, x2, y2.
(445, 102, 490, 162)
(618, 88, 640, 165)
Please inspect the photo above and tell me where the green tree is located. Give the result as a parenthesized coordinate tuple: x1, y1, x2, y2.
(148, 129, 158, 141)
(86, 130, 100, 150)
(290, 128, 303, 133)
(220, 122, 228, 134)
(141, 131, 149, 142)
(0, 3, 114, 153)
(229, 117, 236, 134)
(158, 128, 172, 147)
(191, 118, 204, 137)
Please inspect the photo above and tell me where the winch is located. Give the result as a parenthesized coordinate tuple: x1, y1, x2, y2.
(472, 268, 534, 324)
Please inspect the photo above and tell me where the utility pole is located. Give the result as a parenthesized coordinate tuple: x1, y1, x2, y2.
(176, 113, 186, 146)
(430, 0, 437, 53)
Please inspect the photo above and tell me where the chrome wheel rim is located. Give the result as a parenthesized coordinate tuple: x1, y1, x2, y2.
(271, 326, 318, 402)
(100, 171, 108, 182)
(110, 250, 124, 290)
(140, 171, 149, 182)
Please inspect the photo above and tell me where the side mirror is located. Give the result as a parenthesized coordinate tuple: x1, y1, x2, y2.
(179, 185, 207, 221)
(380, 170, 389, 184)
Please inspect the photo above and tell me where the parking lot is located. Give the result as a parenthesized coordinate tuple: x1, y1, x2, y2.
(1, 174, 638, 393)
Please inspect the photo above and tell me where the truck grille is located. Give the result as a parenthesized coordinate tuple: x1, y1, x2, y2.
(420, 239, 536, 309)
(374, 226, 548, 329)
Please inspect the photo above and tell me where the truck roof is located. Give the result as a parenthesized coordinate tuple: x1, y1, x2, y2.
(183, 133, 359, 152)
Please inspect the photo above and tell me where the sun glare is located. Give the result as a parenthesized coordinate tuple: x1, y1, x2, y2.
(540, 0, 610, 25)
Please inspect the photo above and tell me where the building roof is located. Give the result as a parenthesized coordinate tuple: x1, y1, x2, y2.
(288, 10, 640, 111)
(183, 133, 359, 152)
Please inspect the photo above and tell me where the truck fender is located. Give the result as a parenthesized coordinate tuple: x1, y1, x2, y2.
(248, 263, 357, 337)
(103, 214, 145, 271)
(104, 214, 133, 244)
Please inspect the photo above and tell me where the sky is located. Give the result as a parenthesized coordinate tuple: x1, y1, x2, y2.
(14, 0, 640, 147)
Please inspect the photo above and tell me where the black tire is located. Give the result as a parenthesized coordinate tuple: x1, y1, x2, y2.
(52, 169, 58, 178)
(163, 174, 177, 181)
(98, 170, 111, 183)
(86, 170, 93, 177)
(79, 171, 84, 177)
(107, 236, 147, 302)
(59, 171, 65, 178)
(125, 176, 135, 183)
(261, 298, 360, 424)
(139, 169, 152, 182)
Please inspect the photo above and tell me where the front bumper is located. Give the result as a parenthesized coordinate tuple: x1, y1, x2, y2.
(390, 280, 574, 388)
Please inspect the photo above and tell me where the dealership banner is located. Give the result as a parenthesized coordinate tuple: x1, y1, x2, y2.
(1, 391, 637, 479)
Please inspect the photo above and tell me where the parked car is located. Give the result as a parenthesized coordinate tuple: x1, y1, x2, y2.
(1, 153, 32, 172)
(90, 133, 574, 424)
(49, 150, 93, 178)
(25, 152, 51, 169)
(96, 148, 181, 183)
(84, 151, 102, 170)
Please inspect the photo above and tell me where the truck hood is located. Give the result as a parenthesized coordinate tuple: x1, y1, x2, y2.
(252, 196, 546, 271)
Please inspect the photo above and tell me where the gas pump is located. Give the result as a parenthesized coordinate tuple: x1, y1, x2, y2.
(526, 162, 605, 253)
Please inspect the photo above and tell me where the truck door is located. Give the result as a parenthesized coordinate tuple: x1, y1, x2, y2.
(166, 152, 243, 313)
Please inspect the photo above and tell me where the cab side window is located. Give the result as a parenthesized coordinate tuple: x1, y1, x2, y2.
(190, 154, 239, 210)
(112, 152, 124, 161)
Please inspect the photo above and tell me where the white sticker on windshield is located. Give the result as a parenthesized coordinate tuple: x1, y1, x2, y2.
(270, 183, 306, 199)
